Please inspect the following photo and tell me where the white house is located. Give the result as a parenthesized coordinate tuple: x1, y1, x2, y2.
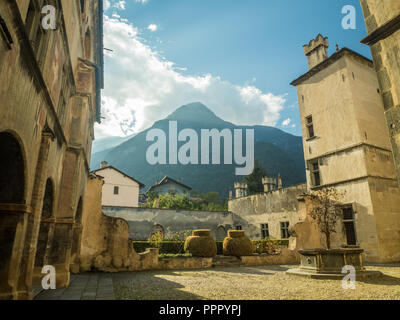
(92, 161, 145, 208)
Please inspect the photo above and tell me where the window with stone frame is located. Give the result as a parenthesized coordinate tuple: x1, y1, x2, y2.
(342, 205, 357, 246)
(309, 160, 321, 187)
(261, 223, 269, 239)
(306, 115, 315, 139)
(280, 221, 290, 239)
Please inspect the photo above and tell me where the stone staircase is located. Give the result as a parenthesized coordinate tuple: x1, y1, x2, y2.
(212, 255, 242, 268)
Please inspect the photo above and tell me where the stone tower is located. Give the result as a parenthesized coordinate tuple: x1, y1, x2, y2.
(291, 35, 400, 262)
(303, 34, 329, 70)
(234, 182, 248, 198)
(262, 176, 276, 192)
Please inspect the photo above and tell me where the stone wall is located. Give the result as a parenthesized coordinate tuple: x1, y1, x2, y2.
(80, 175, 158, 273)
(228, 184, 307, 239)
(80, 175, 300, 272)
(361, 0, 400, 185)
(102, 206, 240, 241)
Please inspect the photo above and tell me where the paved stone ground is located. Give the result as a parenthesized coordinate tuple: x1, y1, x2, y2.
(35, 264, 400, 300)
(113, 264, 400, 300)
(35, 273, 115, 300)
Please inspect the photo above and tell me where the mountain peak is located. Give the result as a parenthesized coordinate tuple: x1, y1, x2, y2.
(166, 102, 224, 125)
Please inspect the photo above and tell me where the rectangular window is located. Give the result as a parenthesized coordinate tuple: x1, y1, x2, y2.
(310, 161, 321, 187)
(280, 221, 290, 239)
(342, 206, 357, 246)
(306, 115, 315, 139)
(236, 225, 242, 231)
(261, 224, 269, 239)
(114, 186, 119, 195)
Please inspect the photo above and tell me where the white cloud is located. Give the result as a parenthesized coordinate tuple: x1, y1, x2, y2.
(135, 0, 148, 3)
(147, 24, 158, 32)
(104, 0, 111, 11)
(113, 0, 126, 10)
(282, 118, 291, 127)
(96, 16, 287, 138)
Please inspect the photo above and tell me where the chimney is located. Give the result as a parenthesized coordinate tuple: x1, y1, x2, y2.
(229, 188, 233, 201)
(178, 178, 181, 183)
(100, 161, 108, 168)
(156, 180, 159, 185)
(278, 174, 283, 190)
(303, 34, 329, 70)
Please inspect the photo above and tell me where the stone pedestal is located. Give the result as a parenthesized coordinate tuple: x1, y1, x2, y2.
(287, 248, 382, 279)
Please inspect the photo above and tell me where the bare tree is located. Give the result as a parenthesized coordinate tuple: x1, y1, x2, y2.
(307, 187, 345, 249)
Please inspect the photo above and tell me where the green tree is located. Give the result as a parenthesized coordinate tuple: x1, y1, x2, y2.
(158, 193, 193, 210)
(244, 160, 267, 195)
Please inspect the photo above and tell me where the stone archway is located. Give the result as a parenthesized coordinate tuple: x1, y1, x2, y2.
(0, 132, 26, 299)
(216, 225, 227, 241)
(151, 224, 164, 238)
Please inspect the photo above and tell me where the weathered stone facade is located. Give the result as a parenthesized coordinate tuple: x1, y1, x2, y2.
(291, 36, 400, 262)
(80, 175, 159, 273)
(228, 184, 307, 240)
(0, 0, 103, 299)
(360, 0, 400, 186)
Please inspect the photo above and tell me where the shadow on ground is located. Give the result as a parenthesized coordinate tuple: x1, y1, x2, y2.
(112, 271, 203, 300)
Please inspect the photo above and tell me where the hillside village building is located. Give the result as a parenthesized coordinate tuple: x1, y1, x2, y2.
(93, 161, 145, 208)
(291, 34, 400, 262)
(146, 176, 192, 197)
(0, 0, 103, 299)
(360, 0, 400, 186)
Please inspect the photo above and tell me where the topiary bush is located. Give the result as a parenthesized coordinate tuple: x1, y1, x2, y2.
(184, 229, 217, 257)
(223, 230, 253, 257)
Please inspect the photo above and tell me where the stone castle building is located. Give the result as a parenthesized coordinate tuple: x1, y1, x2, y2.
(291, 34, 400, 262)
(360, 0, 400, 186)
(0, 0, 103, 299)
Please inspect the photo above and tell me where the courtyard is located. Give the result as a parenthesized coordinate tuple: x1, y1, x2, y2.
(36, 264, 400, 300)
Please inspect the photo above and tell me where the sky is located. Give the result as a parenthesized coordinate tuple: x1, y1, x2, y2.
(97, 0, 371, 138)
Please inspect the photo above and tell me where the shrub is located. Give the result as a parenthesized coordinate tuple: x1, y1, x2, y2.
(133, 241, 185, 254)
(223, 230, 253, 257)
(184, 230, 217, 258)
(251, 239, 289, 254)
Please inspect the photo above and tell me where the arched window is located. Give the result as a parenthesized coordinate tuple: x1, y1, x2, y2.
(151, 224, 164, 238)
(0, 132, 25, 203)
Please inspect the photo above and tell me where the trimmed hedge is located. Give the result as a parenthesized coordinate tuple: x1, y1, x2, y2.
(223, 231, 253, 256)
(133, 241, 185, 254)
(133, 239, 289, 255)
(184, 230, 217, 257)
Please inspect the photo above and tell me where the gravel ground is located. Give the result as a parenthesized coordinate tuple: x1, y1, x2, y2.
(113, 265, 400, 300)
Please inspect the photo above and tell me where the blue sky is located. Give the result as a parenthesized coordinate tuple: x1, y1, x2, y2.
(98, 0, 371, 138)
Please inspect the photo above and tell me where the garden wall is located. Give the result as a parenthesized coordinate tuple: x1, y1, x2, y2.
(102, 206, 252, 241)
